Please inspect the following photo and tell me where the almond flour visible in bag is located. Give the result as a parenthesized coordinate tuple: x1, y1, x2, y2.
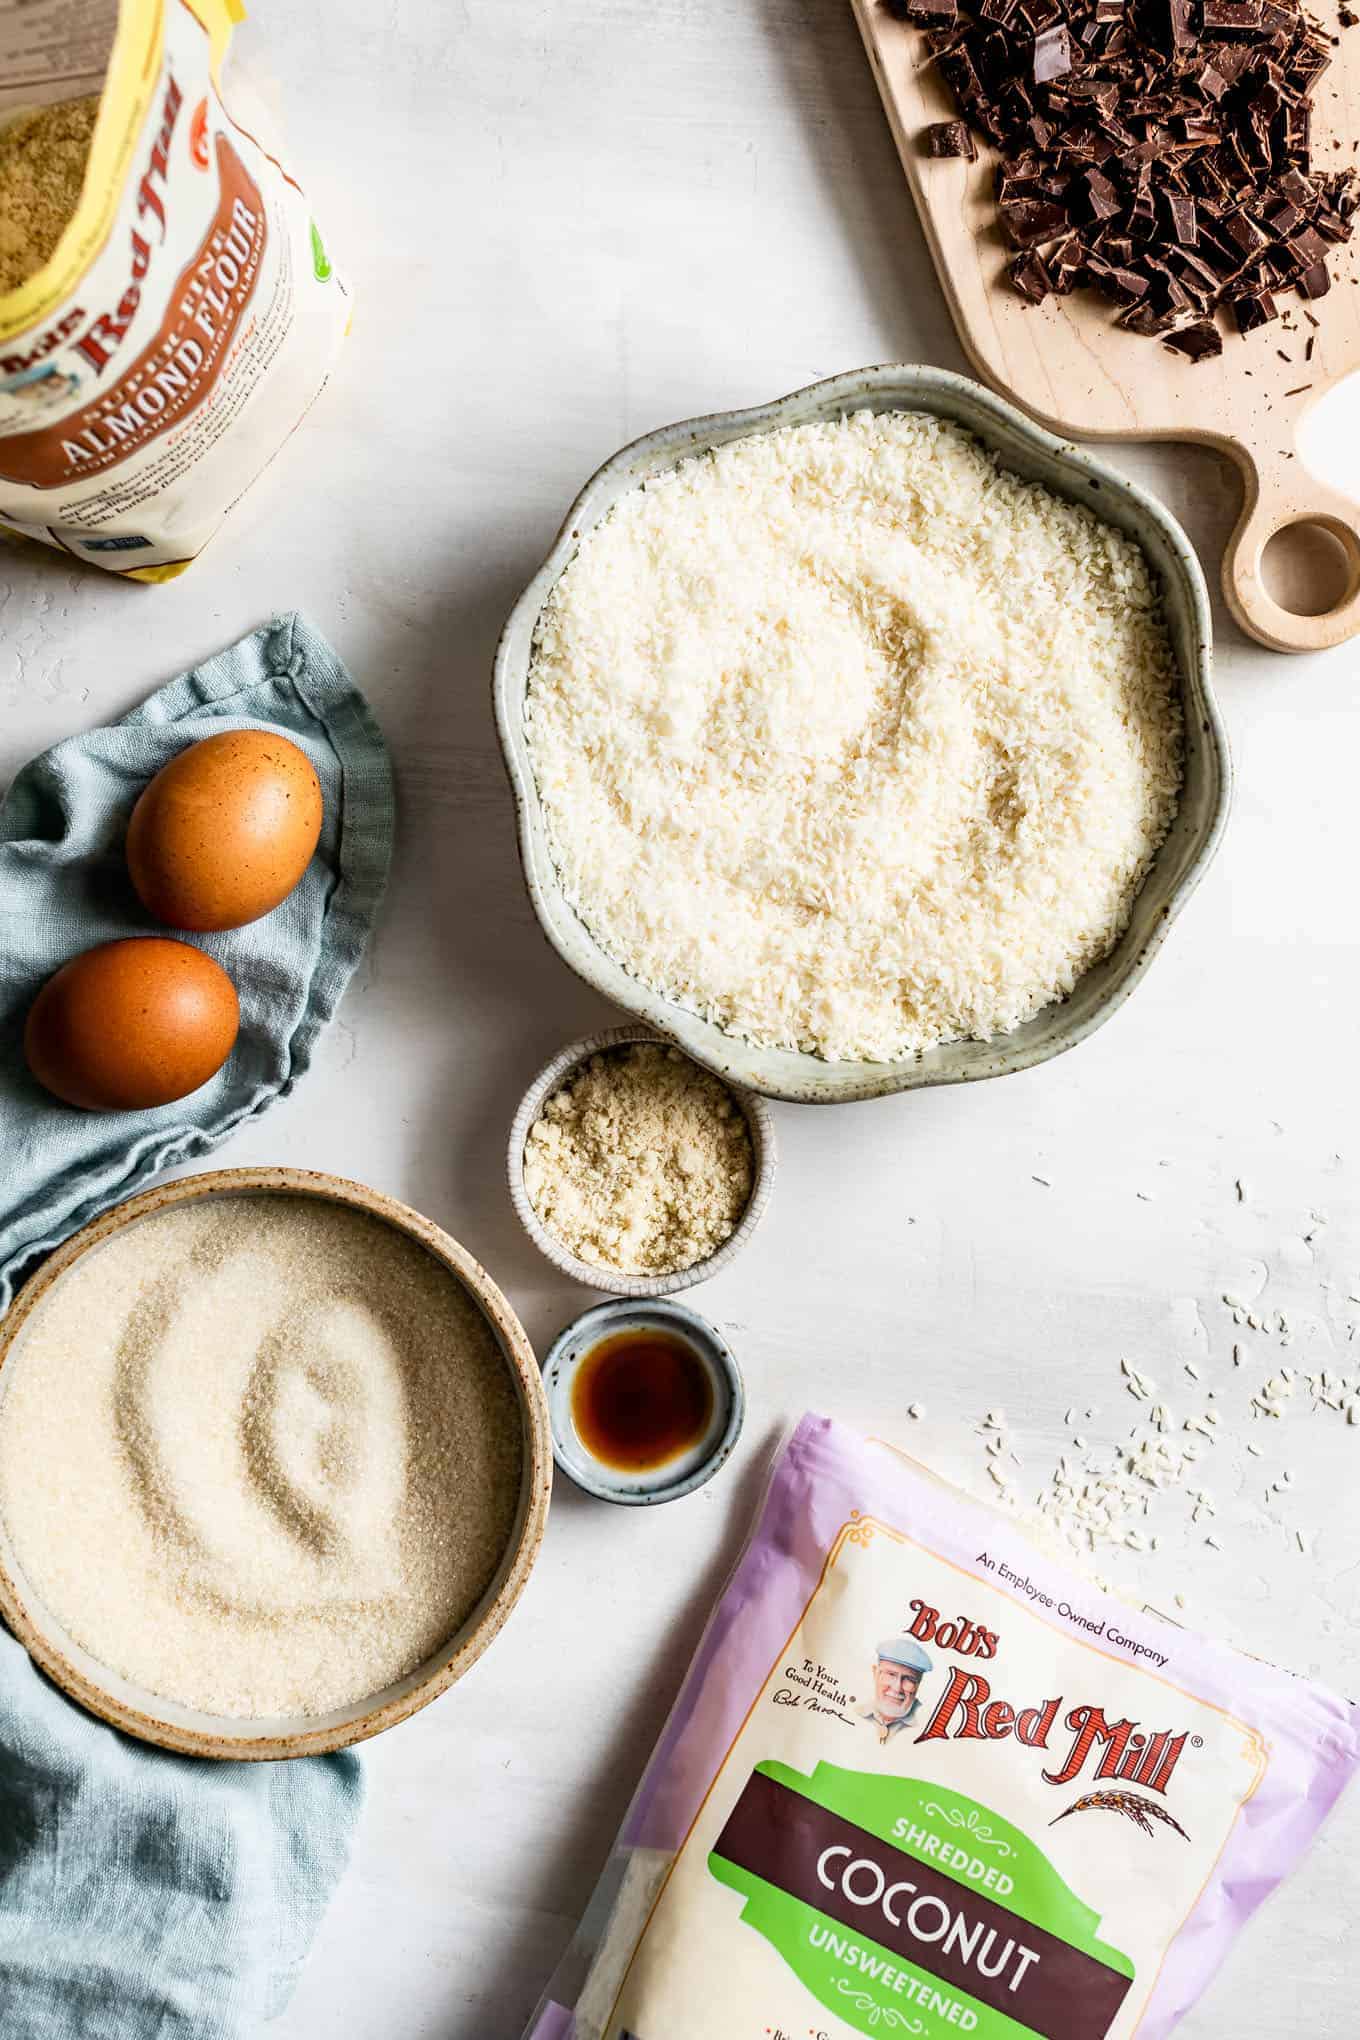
(526, 1414, 1360, 2040)
(0, 0, 347, 580)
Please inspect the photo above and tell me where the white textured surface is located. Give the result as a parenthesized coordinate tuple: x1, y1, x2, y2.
(2, 3, 1359, 2035)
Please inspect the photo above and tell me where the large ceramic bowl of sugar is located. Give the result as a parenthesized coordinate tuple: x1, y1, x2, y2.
(0, 1169, 553, 1759)
(494, 364, 1230, 1105)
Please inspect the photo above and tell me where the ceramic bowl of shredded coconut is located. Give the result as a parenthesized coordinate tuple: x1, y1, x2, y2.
(495, 365, 1229, 1104)
(0, 1168, 553, 1758)
(508, 1026, 776, 1297)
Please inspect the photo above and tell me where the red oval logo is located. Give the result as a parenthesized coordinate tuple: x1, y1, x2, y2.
(189, 97, 210, 171)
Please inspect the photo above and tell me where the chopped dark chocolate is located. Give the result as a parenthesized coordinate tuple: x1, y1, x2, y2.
(1288, 223, 1330, 265)
(1009, 247, 1055, 298)
(890, 0, 1359, 355)
(1231, 287, 1280, 328)
(1166, 0, 1198, 49)
(1223, 209, 1272, 255)
(1266, 197, 1305, 235)
(1032, 22, 1075, 78)
(1089, 258, 1151, 301)
(1166, 192, 1200, 245)
(1200, 0, 1264, 29)
(1082, 167, 1123, 220)
(1163, 320, 1225, 358)
(1000, 194, 1071, 244)
(926, 119, 979, 158)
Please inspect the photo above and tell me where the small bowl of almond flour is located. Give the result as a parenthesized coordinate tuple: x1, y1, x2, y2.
(508, 1027, 776, 1296)
(0, 1169, 552, 1758)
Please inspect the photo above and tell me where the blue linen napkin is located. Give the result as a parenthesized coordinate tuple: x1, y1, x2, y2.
(0, 611, 393, 1310)
(0, 1626, 363, 2039)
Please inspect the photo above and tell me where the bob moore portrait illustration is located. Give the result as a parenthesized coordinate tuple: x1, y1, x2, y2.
(861, 1635, 933, 1744)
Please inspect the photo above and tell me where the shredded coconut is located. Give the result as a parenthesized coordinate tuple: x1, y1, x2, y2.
(526, 410, 1183, 1061)
(523, 1043, 754, 1275)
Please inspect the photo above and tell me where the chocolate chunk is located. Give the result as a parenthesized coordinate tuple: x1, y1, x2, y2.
(1174, 246, 1224, 291)
(1000, 194, 1071, 243)
(1119, 298, 1182, 334)
(926, 119, 979, 158)
(1281, 102, 1311, 161)
(1047, 233, 1087, 288)
(1223, 209, 1271, 255)
(1287, 38, 1331, 90)
(1163, 319, 1225, 358)
(935, 46, 985, 107)
(1082, 167, 1123, 220)
(1032, 22, 1074, 79)
(1166, 0, 1198, 49)
(1201, 0, 1264, 30)
(1231, 287, 1279, 328)
(1089, 259, 1150, 302)
(1167, 192, 1200, 244)
(1288, 223, 1330, 265)
(1009, 248, 1054, 298)
(889, 0, 960, 20)
(1297, 260, 1330, 296)
(1266, 197, 1304, 235)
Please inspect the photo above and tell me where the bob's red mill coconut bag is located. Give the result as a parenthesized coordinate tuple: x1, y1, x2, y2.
(526, 1416, 1360, 2040)
(0, 0, 347, 579)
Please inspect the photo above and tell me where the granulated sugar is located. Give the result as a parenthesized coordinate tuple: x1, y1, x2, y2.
(0, 1197, 523, 1718)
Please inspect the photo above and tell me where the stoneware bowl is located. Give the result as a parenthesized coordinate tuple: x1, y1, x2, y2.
(0, 1167, 553, 1761)
(507, 1025, 776, 1298)
(541, 1297, 744, 1505)
(494, 363, 1231, 1104)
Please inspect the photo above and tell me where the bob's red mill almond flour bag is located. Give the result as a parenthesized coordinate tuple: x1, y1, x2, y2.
(526, 1415, 1360, 2040)
(0, 0, 347, 580)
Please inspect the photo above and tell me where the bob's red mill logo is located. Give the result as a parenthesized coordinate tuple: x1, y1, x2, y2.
(904, 1598, 1191, 1795)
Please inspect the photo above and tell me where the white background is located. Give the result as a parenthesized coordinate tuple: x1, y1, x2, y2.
(3, 3, 1359, 2035)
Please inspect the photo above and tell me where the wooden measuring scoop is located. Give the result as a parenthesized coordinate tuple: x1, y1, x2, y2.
(853, 0, 1360, 653)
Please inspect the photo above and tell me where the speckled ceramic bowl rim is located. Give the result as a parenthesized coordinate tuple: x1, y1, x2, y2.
(493, 363, 1231, 1104)
(507, 1025, 776, 1297)
(0, 1167, 553, 1762)
(541, 1297, 745, 1505)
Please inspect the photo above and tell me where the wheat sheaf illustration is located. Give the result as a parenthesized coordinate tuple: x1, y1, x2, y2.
(1050, 1790, 1191, 1841)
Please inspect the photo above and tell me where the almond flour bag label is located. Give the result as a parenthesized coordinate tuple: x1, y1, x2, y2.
(0, 0, 347, 579)
(525, 1415, 1359, 2040)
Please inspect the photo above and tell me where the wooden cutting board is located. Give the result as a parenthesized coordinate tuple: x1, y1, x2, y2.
(852, 0, 1360, 652)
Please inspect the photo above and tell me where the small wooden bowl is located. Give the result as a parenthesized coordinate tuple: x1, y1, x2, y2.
(0, 1168, 553, 1760)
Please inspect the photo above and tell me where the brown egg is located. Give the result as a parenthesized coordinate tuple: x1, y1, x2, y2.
(24, 939, 240, 1111)
(126, 729, 323, 932)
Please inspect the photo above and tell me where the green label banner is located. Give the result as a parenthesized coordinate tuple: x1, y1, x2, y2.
(709, 1764, 1133, 2040)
